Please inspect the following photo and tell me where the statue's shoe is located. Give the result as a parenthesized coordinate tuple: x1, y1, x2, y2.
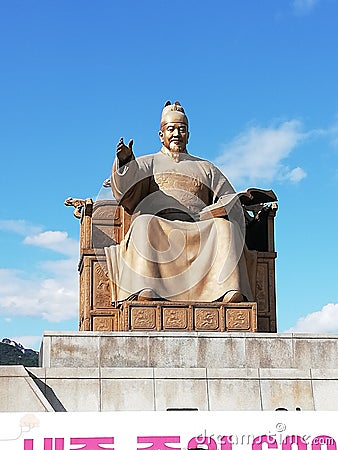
(137, 288, 159, 301)
(222, 290, 245, 303)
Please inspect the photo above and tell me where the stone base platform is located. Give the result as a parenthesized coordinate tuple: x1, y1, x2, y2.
(40, 331, 338, 369)
(2, 332, 338, 412)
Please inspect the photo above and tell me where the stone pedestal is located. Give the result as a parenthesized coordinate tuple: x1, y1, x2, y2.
(3, 332, 338, 412)
(40, 331, 338, 370)
(24, 332, 338, 412)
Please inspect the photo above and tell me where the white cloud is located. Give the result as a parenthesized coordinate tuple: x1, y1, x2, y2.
(327, 119, 338, 147)
(0, 220, 42, 236)
(0, 264, 78, 322)
(24, 230, 78, 257)
(215, 119, 308, 186)
(0, 219, 78, 257)
(285, 166, 307, 182)
(0, 222, 79, 322)
(284, 303, 338, 333)
(292, 0, 319, 14)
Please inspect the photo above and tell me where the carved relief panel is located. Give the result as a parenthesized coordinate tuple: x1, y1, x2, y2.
(92, 312, 119, 331)
(163, 307, 188, 330)
(255, 261, 268, 312)
(226, 305, 256, 331)
(92, 261, 111, 309)
(195, 308, 220, 331)
(226, 309, 250, 330)
(130, 306, 157, 330)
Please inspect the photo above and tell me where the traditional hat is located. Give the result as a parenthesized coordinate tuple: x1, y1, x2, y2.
(160, 101, 188, 128)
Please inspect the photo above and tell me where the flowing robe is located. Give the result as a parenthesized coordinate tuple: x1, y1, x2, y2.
(105, 148, 255, 302)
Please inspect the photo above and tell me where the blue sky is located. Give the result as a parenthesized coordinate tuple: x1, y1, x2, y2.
(1, 0, 338, 349)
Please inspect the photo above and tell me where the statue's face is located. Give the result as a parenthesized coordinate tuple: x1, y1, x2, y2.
(159, 122, 189, 153)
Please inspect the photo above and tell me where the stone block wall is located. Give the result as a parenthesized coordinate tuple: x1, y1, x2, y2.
(2, 332, 338, 412)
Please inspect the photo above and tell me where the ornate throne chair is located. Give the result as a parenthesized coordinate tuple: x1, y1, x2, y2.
(69, 196, 277, 333)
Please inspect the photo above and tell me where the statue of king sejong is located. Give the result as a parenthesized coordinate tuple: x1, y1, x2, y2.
(105, 101, 257, 303)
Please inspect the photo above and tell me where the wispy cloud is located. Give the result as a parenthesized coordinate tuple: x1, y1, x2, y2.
(0, 219, 42, 236)
(0, 221, 78, 322)
(24, 230, 78, 257)
(286, 166, 307, 182)
(0, 264, 78, 322)
(215, 119, 308, 187)
(327, 119, 338, 147)
(292, 0, 319, 15)
(284, 303, 338, 333)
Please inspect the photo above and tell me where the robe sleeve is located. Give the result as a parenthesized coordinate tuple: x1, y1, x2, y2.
(111, 154, 152, 215)
(210, 164, 236, 201)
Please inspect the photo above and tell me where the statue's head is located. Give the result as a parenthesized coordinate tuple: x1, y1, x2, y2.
(158, 101, 189, 153)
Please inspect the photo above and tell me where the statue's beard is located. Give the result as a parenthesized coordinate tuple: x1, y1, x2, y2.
(169, 142, 181, 153)
(161, 144, 187, 163)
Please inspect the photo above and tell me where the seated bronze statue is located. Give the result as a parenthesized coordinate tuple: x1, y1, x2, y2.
(104, 101, 276, 305)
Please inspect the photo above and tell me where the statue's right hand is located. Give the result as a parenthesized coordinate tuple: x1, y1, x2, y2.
(116, 137, 133, 163)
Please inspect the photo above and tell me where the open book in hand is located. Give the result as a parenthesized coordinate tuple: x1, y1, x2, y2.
(199, 188, 277, 221)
